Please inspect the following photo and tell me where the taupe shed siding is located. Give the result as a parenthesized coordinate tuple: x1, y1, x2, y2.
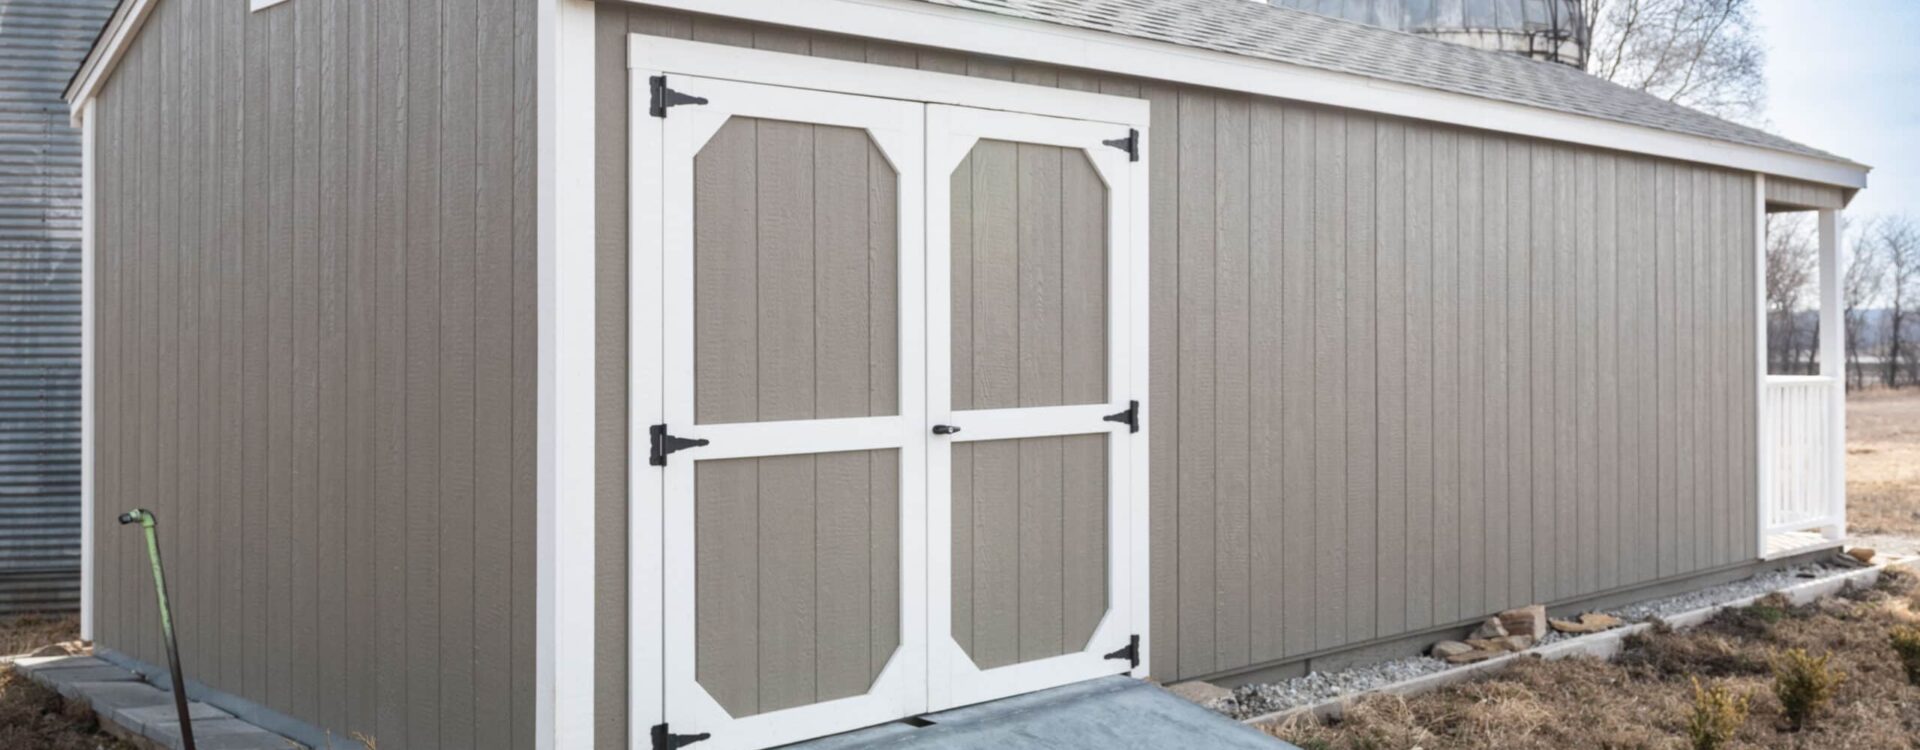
(90, 0, 536, 746)
(595, 6, 1760, 738)
(1765, 176, 1847, 212)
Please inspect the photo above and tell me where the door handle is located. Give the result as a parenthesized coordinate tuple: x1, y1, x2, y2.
(932, 424, 962, 436)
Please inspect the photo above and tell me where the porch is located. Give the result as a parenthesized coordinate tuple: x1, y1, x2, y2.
(1759, 192, 1850, 558)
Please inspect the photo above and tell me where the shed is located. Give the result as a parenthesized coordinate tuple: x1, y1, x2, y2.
(64, 0, 1868, 748)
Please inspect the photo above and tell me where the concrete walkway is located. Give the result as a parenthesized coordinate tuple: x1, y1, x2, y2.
(12, 655, 302, 750)
(785, 677, 1294, 750)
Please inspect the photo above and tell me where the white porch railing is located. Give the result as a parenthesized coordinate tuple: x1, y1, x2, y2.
(1761, 375, 1845, 540)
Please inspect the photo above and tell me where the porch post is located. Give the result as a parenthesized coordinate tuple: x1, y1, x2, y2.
(1817, 208, 1846, 540)
(1754, 175, 1769, 556)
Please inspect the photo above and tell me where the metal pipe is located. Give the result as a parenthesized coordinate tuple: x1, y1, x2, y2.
(118, 508, 195, 750)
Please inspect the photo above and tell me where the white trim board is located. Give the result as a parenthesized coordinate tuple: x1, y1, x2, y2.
(79, 99, 96, 642)
(615, 0, 1868, 190)
(537, 0, 598, 748)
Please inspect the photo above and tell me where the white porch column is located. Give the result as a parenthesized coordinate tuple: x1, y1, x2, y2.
(1754, 175, 1769, 555)
(1818, 208, 1847, 540)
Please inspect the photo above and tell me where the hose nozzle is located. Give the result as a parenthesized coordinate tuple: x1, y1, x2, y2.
(118, 508, 154, 527)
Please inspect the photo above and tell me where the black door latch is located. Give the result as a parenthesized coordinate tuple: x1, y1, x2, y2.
(932, 424, 962, 435)
(649, 424, 709, 466)
(1104, 400, 1140, 433)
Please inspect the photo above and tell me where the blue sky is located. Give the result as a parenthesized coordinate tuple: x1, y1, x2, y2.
(1754, 0, 1920, 220)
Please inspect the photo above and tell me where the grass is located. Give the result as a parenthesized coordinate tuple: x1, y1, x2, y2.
(0, 613, 132, 750)
(0, 613, 77, 658)
(1264, 570, 1920, 749)
(1844, 388, 1920, 540)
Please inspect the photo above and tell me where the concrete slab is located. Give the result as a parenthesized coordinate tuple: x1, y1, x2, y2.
(11, 662, 307, 750)
(12, 655, 115, 673)
(785, 677, 1294, 750)
(146, 717, 299, 750)
(116, 701, 235, 735)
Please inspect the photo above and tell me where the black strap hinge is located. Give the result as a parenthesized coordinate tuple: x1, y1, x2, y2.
(1104, 400, 1140, 433)
(649, 424, 710, 466)
(1102, 128, 1139, 162)
(651, 723, 710, 750)
(1104, 634, 1141, 669)
(649, 75, 708, 118)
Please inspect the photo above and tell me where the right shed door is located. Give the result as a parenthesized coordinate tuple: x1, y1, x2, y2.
(925, 103, 1149, 711)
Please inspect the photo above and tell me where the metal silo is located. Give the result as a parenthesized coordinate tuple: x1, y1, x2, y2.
(0, 0, 118, 615)
(1270, 0, 1589, 68)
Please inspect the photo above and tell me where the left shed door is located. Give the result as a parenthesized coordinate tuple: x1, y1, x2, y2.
(650, 75, 929, 750)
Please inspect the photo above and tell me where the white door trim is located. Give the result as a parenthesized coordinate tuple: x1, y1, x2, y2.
(628, 41, 1152, 749)
(627, 35, 1150, 130)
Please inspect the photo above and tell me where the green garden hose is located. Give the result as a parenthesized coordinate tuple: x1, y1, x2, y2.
(119, 508, 196, 750)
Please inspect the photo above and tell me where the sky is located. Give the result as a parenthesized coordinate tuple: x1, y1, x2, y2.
(1753, 0, 1920, 221)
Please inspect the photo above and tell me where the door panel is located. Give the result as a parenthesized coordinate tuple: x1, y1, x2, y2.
(695, 449, 902, 718)
(927, 104, 1141, 711)
(657, 75, 927, 750)
(694, 117, 900, 425)
(948, 142, 1108, 411)
(950, 435, 1108, 669)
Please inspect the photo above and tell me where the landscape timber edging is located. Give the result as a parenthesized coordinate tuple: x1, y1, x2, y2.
(1241, 556, 1920, 730)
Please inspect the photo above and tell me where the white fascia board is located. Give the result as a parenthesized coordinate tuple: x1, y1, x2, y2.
(617, 0, 1869, 190)
(65, 0, 158, 127)
(538, 0, 597, 748)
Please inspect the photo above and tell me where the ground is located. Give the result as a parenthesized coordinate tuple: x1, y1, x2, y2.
(0, 614, 134, 750)
(1843, 388, 1920, 555)
(1266, 570, 1920, 749)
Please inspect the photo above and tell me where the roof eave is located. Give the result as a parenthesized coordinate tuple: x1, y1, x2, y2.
(617, 0, 1868, 189)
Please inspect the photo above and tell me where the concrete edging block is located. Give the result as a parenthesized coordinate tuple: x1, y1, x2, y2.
(1243, 557, 1917, 729)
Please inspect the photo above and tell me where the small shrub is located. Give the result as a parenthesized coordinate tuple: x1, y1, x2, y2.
(1771, 647, 1845, 731)
(1683, 677, 1749, 750)
(1892, 625, 1920, 686)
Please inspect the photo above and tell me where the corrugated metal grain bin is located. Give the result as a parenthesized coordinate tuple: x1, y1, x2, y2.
(0, 0, 117, 615)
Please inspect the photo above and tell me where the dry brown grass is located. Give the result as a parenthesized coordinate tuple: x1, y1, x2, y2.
(0, 668, 134, 750)
(1845, 388, 1920, 540)
(1265, 570, 1920, 749)
(0, 613, 127, 749)
(0, 613, 78, 658)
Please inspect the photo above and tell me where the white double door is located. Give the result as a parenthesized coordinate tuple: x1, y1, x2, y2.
(637, 74, 1145, 750)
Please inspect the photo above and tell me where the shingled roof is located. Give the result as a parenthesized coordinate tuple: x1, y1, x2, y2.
(913, 0, 1857, 165)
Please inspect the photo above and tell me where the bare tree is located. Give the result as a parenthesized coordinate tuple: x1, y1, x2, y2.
(1582, 0, 1768, 124)
(1764, 213, 1816, 373)
(1844, 218, 1888, 389)
(1870, 217, 1920, 388)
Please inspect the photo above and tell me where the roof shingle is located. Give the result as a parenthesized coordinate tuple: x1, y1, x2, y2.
(914, 0, 1854, 164)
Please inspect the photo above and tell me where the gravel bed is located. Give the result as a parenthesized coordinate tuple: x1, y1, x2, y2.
(1208, 561, 1855, 720)
(1208, 656, 1451, 720)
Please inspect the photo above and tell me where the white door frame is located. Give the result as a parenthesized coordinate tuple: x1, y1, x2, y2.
(628, 36, 1150, 750)
(643, 73, 928, 750)
(923, 102, 1149, 710)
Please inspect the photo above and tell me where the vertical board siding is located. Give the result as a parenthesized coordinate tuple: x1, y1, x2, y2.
(91, 0, 537, 745)
(597, 12, 1765, 712)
